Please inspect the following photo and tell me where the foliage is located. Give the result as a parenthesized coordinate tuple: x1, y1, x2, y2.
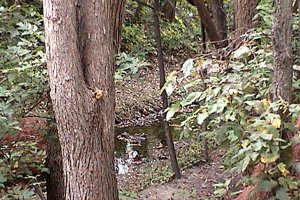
(122, 0, 201, 59)
(0, 2, 47, 198)
(115, 53, 150, 82)
(0, 141, 47, 199)
(121, 23, 155, 58)
(164, 31, 300, 198)
(0, 2, 46, 137)
(255, 0, 274, 35)
(119, 190, 138, 200)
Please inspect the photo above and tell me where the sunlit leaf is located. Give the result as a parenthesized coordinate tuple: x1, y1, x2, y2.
(182, 59, 194, 78)
(262, 98, 271, 110)
(241, 155, 250, 172)
(277, 163, 290, 177)
(233, 45, 251, 59)
(260, 133, 273, 141)
(197, 112, 209, 125)
(166, 102, 180, 121)
(261, 153, 279, 164)
(180, 92, 201, 107)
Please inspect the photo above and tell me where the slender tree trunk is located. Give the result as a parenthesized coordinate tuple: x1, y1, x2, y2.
(211, 0, 228, 47)
(234, 0, 260, 39)
(161, 0, 176, 21)
(43, 0, 124, 199)
(271, 0, 293, 104)
(133, 2, 143, 22)
(192, 0, 224, 48)
(153, 0, 181, 179)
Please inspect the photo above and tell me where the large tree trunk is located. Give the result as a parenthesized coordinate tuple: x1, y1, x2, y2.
(234, 0, 260, 39)
(43, 0, 124, 199)
(271, 0, 293, 103)
(211, 0, 228, 47)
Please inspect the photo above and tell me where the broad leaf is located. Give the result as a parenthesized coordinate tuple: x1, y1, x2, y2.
(166, 102, 180, 121)
(180, 92, 201, 107)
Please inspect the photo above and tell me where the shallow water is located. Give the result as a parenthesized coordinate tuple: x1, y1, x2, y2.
(115, 121, 180, 174)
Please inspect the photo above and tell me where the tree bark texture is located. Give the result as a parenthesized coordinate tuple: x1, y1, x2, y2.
(211, 0, 228, 47)
(43, 0, 124, 199)
(271, 0, 293, 103)
(192, 0, 224, 48)
(234, 0, 260, 38)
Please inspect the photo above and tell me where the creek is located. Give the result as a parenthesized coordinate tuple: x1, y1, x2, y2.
(115, 121, 181, 174)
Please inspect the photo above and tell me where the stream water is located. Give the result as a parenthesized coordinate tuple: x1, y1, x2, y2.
(115, 122, 180, 174)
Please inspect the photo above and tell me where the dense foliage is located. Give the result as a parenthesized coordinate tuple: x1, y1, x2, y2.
(1, 0, 300, 199)
(0, 2, 46, 136)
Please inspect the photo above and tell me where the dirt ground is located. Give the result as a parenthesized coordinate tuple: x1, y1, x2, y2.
(136, 150, 238, 200)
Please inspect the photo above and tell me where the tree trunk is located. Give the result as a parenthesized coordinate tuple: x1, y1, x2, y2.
(161, 0, 176, 21)
(153, 0, 181, 179)
(298, 0, 300, 58)
(211, 0, 228, 47)
(192, 0, 224, 48)
(234, 0, 260, 39)
(43, 0, 124, 199)
(271, 0, 293, 104)
(46, 123, 64, 200)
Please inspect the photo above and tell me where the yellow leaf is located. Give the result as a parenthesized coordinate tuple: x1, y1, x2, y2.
(272, 118, 281, 129)
(262, 98, 271, 110)
(261, 154, 279, 164)
(277, 163, 290, 177)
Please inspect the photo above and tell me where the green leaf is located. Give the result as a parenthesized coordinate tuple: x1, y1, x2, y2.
(233, 45, 251, 59)
(260, 133, 273, 141)
(275, 188, 290, 200)
(261, 153, 279, 164)
(166, 103, 180, 121)
(250, 152, 259, 161)
(7, 72, 17, 82)
(241, 155, 250, 172)
(257, 179, 277, 192)
(180, 92, 201, 107)
(197, 112, 209, 125)
(252, 141, 263, 151)
(182, 59, 194, 78)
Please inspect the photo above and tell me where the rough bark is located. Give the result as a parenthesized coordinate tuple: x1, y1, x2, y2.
(271, 0, 293, 103)
(43, 0, 124, 199)
(234, 0, 260, 38)
(298, 0, 300, 57)
(192, 0, 224, 48)
(211, 0, 228, 47)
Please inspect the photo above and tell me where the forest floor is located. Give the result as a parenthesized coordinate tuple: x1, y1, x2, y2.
(137, 151, 238, 200)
